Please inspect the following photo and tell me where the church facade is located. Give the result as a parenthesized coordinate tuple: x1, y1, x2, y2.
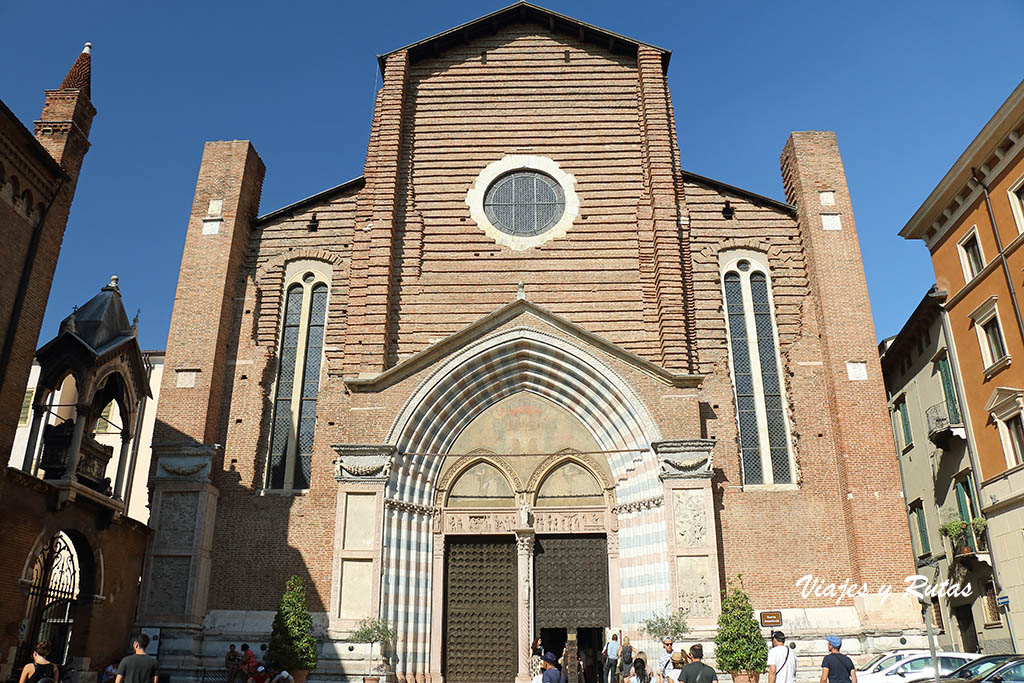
(140, 5, 922, 682)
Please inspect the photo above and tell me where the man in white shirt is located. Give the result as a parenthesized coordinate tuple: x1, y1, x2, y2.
(767, 631, 796, 683)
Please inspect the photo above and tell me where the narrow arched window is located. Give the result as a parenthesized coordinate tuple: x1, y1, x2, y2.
(267, 269, 329, 489)
(721, 253, 794, 485)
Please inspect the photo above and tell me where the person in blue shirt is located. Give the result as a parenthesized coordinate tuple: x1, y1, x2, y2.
(603, 634, 622, 683)
(542, 652, 567, 683)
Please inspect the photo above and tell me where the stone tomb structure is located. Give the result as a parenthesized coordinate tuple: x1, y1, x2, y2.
(140, 4, 924, 682)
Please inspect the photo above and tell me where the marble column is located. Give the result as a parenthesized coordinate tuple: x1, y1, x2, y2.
(112, 433, 132, 500)
(515, 529, 535, 683)
(429, 533, 446, 683)
(21, 399, 46, 472)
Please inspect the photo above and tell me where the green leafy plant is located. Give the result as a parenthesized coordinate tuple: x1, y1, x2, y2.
(642, 608, 689, 641)
(971, 516, 987, 539)
(350, 617, 397, 672)
(714, 577, 768, 674)
(939, 519, 968, 540)
(267, 576, 318, 672)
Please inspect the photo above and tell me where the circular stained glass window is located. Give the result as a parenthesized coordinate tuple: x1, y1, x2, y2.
(483, 170, 566, 237)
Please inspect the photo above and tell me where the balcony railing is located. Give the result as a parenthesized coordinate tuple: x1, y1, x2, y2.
(926, 399, 963, 447)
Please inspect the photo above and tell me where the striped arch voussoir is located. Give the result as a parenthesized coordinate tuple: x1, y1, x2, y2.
(253, 249, 346, 369)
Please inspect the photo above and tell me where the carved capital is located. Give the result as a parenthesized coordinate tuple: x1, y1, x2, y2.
(331, 444, 396, 484)
(652, 438, 715, 479)
(515, 531, 535, 555)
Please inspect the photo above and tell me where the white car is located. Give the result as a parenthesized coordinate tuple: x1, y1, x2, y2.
(859, 651, 930, 676)
(858, 653, 981, 683)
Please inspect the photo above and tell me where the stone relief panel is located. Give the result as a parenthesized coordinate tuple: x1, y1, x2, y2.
(147, 556, 190, 615)
(535, 461, 604, 507)
(444, 512, 518, 534)
(533, 510, 606, 534)
(673, 489, 707, 548)
(675, 556, 713, 618)
(155, 491, 198, 547)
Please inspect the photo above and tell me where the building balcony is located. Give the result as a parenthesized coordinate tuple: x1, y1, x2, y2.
(926, 399, 966, 448)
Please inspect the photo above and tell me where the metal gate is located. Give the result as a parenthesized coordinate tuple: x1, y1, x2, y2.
(14, 533, 80, 675)
(534, 535, 609, 630)
(444, 537, 517, 683)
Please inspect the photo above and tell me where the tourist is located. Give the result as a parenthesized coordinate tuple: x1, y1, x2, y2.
(115, 634, 158, 683)
(532, 660, 545, 683)
(767, 632, 796, 683)
(603, 633, 621, 683)
(102, 662, 118, 683)
(657, 638, 675, 682)
(239, 644, 259, 683)
(225, 645, 242, 683)
(541, 652, 566, 683)
(17, 641, 58, 683)
(625, 659, 651, 683)
(531, 637, 544, 680)
(268, 666, 293, 683)
(678, 644, 716, 683)
(619, 637, 634, 683)
(248, 665, 270, 683)
(666, 652, 688, 681)
(820, 637, 856, 683)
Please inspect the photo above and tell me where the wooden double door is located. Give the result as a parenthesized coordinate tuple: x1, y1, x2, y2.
(443, 534, 610, 683)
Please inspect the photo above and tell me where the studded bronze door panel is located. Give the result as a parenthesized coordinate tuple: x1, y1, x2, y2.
(444, 537, 517, 683)
(534, 534, 609, 629)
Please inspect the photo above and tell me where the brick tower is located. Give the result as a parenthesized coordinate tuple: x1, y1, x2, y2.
(0, 43, 96, 463)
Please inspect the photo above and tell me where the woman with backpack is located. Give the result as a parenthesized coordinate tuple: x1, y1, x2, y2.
(18, 641, 59, 683)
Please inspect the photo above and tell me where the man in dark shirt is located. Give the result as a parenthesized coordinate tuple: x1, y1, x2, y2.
(680, 644, 717, 683)
(115, 634, 158, 683)
(820, 637, 857, 683)
(541, 652, 567, 683)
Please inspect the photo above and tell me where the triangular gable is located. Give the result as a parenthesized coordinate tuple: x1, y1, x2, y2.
(344, 297, 703, 391)
(377, 1, 670, 75)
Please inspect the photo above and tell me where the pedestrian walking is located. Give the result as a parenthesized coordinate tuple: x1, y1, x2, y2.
(603, 633, 621, 683)
(767, 632, 796, 683)
(820, 637, 856, 683)
(17, 641, 58, 683)
(619, 637, 634, 683)
(114, 634, 157, 683)
(678, 644, 716, 683)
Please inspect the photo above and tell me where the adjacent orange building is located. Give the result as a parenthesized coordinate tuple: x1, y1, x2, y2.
(902, 79, 1024, 643)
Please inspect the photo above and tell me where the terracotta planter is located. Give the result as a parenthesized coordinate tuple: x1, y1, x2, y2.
(362, 678, 380, 683)
(730, 671, 761, 683)
(291, 671, 308, 683)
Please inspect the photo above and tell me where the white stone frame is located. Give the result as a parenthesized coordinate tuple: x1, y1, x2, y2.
(1009, 171, 1024, 235)
(985, 387, 1024, 469)
(957, 226, 986, 284)
(465, 155, 580, 251)
(718, 249, 798, 489)
(264, 260, 332, 491)
(968, 295, 1011, 377)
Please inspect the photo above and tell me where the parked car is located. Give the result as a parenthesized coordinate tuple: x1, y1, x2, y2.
(939, 656, 1024, 683)
(860, 651, 931, 675)
(859, 653, 981, 683)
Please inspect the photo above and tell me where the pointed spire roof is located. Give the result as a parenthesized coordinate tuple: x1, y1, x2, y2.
(60, 43, 92, 100)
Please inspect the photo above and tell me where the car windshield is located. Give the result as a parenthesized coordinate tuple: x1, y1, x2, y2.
(956, 657, 1014, 680)
(861, 655, 888, 672)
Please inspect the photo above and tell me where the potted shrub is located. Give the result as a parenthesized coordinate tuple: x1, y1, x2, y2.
(714, 577, 768, 683)
(939, 519, 970, 554)
(972, 517, 988, 550)
(642, 607, 690, 642)
(350, 617, 397, 683)
(267, 576, 318, 683)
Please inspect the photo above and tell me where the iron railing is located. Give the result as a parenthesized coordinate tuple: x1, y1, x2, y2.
(926, 399, 962, 439)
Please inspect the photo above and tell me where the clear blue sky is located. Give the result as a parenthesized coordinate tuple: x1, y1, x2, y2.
(3, 0, 1022, 351)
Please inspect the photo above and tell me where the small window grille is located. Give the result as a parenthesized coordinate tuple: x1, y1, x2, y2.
(985, 582, 1002, 623)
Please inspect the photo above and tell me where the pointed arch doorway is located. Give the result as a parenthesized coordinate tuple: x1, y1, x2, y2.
(433, 392, 618, 683)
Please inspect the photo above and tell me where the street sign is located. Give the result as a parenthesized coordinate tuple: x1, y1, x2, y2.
(997, 595, 1010, 608)
(760, 611, 783, 627)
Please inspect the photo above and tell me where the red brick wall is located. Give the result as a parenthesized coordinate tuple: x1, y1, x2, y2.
(0, 470, 149, 675)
